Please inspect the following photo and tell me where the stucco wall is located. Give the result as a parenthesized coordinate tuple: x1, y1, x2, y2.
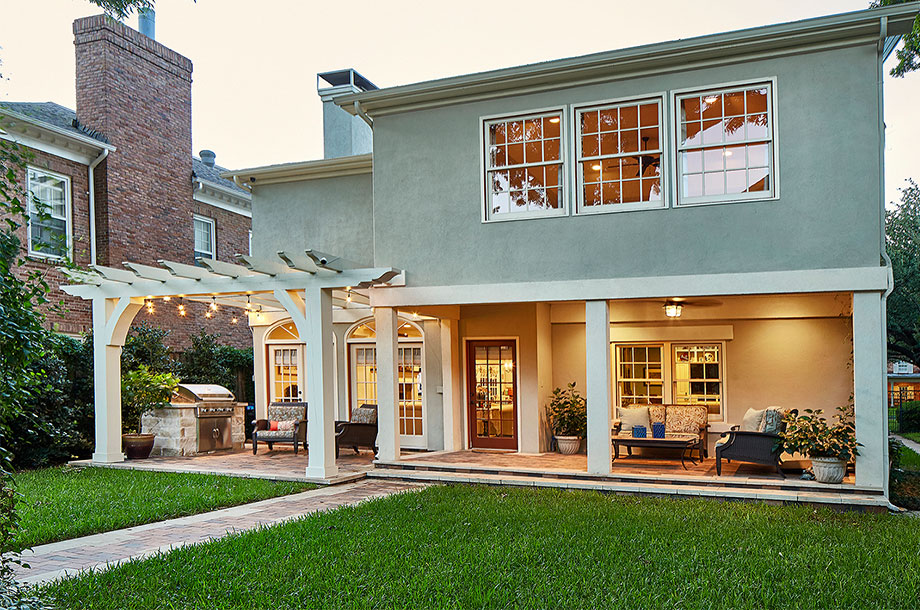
(251, 173, 374, 266)
(370, 43, 881, 287)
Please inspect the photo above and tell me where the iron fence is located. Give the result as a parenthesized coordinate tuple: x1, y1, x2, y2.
(889, 387, 920, 433)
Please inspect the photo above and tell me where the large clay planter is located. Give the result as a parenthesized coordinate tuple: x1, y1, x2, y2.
(811, 456, 847, 484)
(123, 433, 156, 460)
(556, 436, 582, 455)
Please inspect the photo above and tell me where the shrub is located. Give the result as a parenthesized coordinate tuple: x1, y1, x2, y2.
(547, 383, 587, 438)
(122, 323, 175, 374)
(178, 331, 253, 401)
(899, 400, 920, 433)
(782, 406, 859, 462)
(122, 366, 179, 435)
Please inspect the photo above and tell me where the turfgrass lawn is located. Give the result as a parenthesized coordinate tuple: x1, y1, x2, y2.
(43, 485, 920, 610)
(900, 442, 920, 471)
(15, 466, 314, 549)
(902, 432, 920, 445)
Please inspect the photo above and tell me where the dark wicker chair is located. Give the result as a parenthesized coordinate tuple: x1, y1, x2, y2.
(716, 409, 796, 477)
(335, 404, 378, 458)
(252, 402, 308, 455)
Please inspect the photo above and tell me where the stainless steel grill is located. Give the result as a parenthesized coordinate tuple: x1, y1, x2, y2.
(175, 384, 237, 453)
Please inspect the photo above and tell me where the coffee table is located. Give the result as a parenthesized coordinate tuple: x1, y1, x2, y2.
(611, 432, 703, 469)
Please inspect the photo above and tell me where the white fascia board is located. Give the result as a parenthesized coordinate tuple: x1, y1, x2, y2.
(336, 3, 919, 116)
(222, 153, 373, 187)
(0, 109, 113, 164)
(368, 266, 890, 308)
(193, 180, 252, 218)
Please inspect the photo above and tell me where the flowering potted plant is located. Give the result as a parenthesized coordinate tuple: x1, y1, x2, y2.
(781, 405, 859, 484)
(547, 382, 587, 455)
(121, 365, 180, 459)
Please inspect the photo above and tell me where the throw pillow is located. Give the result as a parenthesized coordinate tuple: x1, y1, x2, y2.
(617, 406, 650, 432)
(277, 420, 296, 431)
(759, 408, 784, 434)
(740, 408, 766, 432)
(269, 421, 279, 431)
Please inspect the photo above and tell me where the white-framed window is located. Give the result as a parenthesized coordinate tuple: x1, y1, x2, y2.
(193, 215, 215, 262)
(675, 81, 775, 206)
(614, 341, 725, 420)
(482, 109, 565, 222)
(575, 97, 664, 213)
(26, 167, 71, 259)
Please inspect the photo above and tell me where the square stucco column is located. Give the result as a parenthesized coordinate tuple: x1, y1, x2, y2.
(304, 287, 337, 479)
(440, 318, 463, 451)
(585, 300, 613, 474)
(853, 291, 887, 490)
(375, 307, 401, 461)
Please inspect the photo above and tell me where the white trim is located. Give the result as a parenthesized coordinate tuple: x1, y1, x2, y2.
(369, 266, 889, 308)
(192, 214, 216, 261)
(670, 78, 779, 207)
(480, 106, 569, 223)
(609, 325, 734, 342)
(0, 108, 113, 165)
(26, 166, 72, 260)
(571, 92, 669, 215)
(223, 154, 372, 187)
(193, 180, 252, 218)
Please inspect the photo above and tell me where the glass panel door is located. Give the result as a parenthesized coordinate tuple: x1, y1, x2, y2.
(269, 345, 304, 403)
(672, 344, 722, 415)
(467, 340, 517, 449)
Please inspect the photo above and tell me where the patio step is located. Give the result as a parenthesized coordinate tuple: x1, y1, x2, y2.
(370, 462, 887, 510)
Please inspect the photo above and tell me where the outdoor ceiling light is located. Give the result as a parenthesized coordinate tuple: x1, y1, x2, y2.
(664, 302, 683, 318)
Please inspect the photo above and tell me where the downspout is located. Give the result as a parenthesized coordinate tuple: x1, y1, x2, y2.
(88, 148, 108, 266)
(353, 101, 373, 128)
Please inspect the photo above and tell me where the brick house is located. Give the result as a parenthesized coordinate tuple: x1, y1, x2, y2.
(1, 14, 252, 350)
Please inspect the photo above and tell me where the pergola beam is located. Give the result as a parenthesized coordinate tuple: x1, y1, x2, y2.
(277, 251, 318, 274)
(235, 255, 290, 277)
(159, 260, 213, 280)
(198, 258, 263, 278)
(92, 265, 140, 284)
(123, 262, 175, 282)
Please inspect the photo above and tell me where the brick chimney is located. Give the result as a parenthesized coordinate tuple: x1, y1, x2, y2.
(74, 15, 193, 266)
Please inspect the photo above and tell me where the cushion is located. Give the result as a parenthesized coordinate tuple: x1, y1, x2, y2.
(268, 404, 306, 422)
(740, 408, 766, 432)
(269, 420, 279, 431)
(351, 405, 378, 425)
(715, 434, 730, 446)
(665, 405, 708, 434)
(256, 429, 296, 439)
(647, 405, 668, 427)
(759, 407, 784, 435)
(617, 406, 650, 432)
(277, 420, 296, 432)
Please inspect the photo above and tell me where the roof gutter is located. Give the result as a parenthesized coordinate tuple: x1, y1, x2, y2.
(88, 148, 108, 266)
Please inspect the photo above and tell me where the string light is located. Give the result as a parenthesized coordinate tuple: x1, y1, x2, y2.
(231, 317, 239, 324)
(145, 298, 154, 315)
(163, 296, 171, 302)
(346, 292, 352, 303)
(245, 295, 252, 310)
(177, 301, 186, 317)
(205, 310, 212, 319)
(210, 296, 218, 311)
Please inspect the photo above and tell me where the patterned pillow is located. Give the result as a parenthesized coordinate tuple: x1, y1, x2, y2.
(665, 405, 708, 434)
(759, 408, 784, 435)
(277, 420, 296, 431)
(351, 405, 378, 425)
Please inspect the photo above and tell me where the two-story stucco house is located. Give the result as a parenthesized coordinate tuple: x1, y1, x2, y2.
(66, 4, 919, 507)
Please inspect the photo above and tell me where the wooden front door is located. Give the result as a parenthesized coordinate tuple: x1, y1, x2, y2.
(467, 340, 517, 449)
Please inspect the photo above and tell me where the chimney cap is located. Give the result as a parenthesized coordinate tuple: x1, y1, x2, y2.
(317, 69, 378, 93)
(199, 150, 216, 167)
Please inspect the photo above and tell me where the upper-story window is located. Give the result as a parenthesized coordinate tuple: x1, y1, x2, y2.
(483, 110, 564, 221)
(676, 82, 774, 205)
(576, 98, 663, 213)
(193, 215, 215, 263)
(27, 167, 71, 259)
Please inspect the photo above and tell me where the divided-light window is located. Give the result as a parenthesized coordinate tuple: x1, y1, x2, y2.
(27, 168, 71, 259)
(576, 98, 663, 212)
(193, 215, 215, 264)
(676, 83, 774, 205)
(483, 111, 564, 220)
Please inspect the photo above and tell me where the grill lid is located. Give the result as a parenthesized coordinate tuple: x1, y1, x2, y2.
(174, 383, 235, 403)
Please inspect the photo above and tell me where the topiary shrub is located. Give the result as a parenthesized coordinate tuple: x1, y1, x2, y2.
(899, 400, 920, 433)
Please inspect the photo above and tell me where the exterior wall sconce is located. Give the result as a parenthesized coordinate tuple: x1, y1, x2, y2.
(664, 302, 682, 318)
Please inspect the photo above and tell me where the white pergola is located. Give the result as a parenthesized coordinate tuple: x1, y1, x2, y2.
(62, 250, 404, 480)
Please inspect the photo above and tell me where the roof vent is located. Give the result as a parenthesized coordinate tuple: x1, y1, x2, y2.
(199, 150, 216, 168)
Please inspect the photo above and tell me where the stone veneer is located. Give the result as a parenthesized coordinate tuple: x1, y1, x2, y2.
(143, 403, 246, 456)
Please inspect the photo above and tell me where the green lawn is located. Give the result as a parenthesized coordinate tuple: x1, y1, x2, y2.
(14, 466, 314, 549)
(901, 432, 920, 445)
(42, 485, 920, 610)
(900, 443, 920, 472)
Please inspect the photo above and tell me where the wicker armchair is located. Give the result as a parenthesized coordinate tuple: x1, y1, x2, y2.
(252, 402, 308, 455)
(335, 404, 378, 458)
(716, 409, 796, 477)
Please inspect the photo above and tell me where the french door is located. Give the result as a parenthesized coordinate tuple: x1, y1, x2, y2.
(467, 340, 517, 449)
(268, 345, 304, 403)
(349, 343, 425, 448)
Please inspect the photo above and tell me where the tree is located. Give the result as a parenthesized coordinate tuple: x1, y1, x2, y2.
(886, 180, 920, 365)
(872, 0, 920, 76)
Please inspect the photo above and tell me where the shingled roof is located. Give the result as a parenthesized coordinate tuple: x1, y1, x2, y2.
(0, 101, 110, 144)
(192, 156, 250, 195)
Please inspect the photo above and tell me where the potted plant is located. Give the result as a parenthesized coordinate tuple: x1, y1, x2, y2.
(122, 365, 180, 459)
(547, 382, 587, 455)
(782, 406, 859, 484)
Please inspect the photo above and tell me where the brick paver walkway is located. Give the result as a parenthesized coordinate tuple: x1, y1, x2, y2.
(15, 479, 424, 585)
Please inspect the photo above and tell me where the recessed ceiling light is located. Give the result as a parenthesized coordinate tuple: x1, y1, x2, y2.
(704, 95, 719, 104)
(591, 164, 602, 171)
(548, 117, 560, 124)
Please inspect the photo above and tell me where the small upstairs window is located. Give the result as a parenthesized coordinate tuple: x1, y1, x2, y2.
(676, 82, 775, 205)
(27, 168, 71, 259)
(483, 110, 564, 221)
(193, 215, 215, 263)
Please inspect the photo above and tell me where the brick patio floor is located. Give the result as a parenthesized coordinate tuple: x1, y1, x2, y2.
(15, 479, 425, 585)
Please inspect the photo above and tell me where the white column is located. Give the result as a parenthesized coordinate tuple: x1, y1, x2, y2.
(853, 291, 887, 490)
(440, 318, 463, 452)
(92, 296, 142, 463)
(304, 287, 337, 479)
(585, 299, 612, 475)
(375, 306, 400, 461)
(250, 324, 269, 420)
